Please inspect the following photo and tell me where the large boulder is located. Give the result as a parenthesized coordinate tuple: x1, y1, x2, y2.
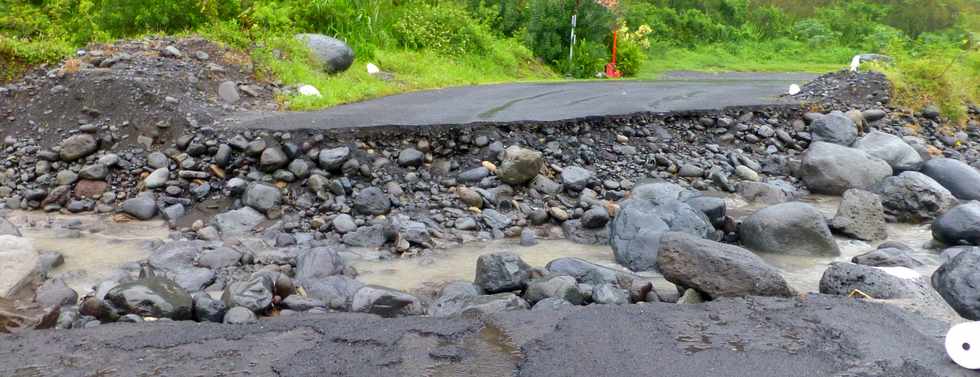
(810, 111, 858, 146)
(0, 236, 39, 299)
(932, 201, 980, 246)
(497, 146, 544, 185)
(799, 142, 892, 195)
(474, 252, 532, 294)
(104, 277, 193, 320)
(222, 276, 274, 313)
(609, 197, 713, 272)
(545, 257, 637, 287)
(350, 285, 425, 317)
(740, 202, 840, 256)
(829, 189, 888, 241)
(920, 158, 980, 201)
(933, 248, 980, 319)
(820, 262, 936, 300)
(656, 232, 794, 299)
(852, 130, 923, 171)
(873, 171, 958, 223)
(295, 34, 355, 73)
(294, 247, 345, 283)
(303, 275, 364, 311)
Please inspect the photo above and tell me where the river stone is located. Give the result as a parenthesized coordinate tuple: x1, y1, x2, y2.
(819, 262, 934, 300)
(0, 217, 20, 237)
(259, 146, 288, 172)
(608, 198, 714, 272)
(737, 180, 800, 204)
(212, 207, 266, 235)
(561, 166, 593, 192)
(350, 285, 425, 317)
(740, 202, 840, 256)
(218, 81, 240, 104)
(295, 34, 355, 73)
(222, 276, 274, 313)
(104, 277, 193, 320)
(223, 306, 257, 324)
(332, 214, 357, 234)
(561, 219, 610, 245)
(523, 275, 587, 305)
(78, 164, 108, 180)
(353, 187, 391, 216)
(497, 146, 544, 185)
(684, 196, 726, 228)
(303, 275, 364, 311)
(143, 167, 170, 190)
(932, 201, 980, 246)
(455, 293, 529, 316)
(35, 278, 77, 308)
(933, 248, 980, 319)
(193, 294, 227, 323)
(920, 158, 980, 201)
(592, 283, 629, 305)
(533, 297, 574, 311)
(580, 207, 610, 229)
(59, 134, 98, 161)
(318, 146, 350, 171)
(657, 232, 794, 299)
(631, 182, 695, 205)
(243, 183, 281, 214)
(852, 130, 922, 171)
(545, 257, 636, 287)
(429, 281, 481, 317)
(799, 142, 892, 195)
(196, 247, 242, 269)
(829, 189, 887, 241)
(873, 171, 958, 223)
(397, 148, 424, 167)
(342, 224, 391, 247)
(852, 247, 923, 268)
(474, 252, 532, 294)
(810, 111, 858, 146)
(121, 193, 157, 220)
(295, 247, 345, 283)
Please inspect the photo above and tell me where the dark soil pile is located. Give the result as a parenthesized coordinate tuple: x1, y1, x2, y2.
(791, 70, 892, 108)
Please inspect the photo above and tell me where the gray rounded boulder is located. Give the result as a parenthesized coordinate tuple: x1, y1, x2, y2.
(295, 34, 355, 74)
(932, 201, 980, 246)
(608, 198, 714, 272)
(852, 130, 923, 171)
(920, 158, 980, 201)
(810, 111, 858, 146)
(740, 202, 841, 256)
(799, 142, 892, 195)
(933, 248, 980, 319)
(873, 171, 958, 223)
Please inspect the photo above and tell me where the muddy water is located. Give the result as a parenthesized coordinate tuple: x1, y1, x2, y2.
(4, 211, 169, 293)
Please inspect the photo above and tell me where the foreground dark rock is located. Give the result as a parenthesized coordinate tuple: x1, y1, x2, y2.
(920, 158, 980, 201)
(739, 202, 840, 256)
(932, 201, 980, 246)
(932, 248, 980, 320)
(0, 296, 968, 377)
(799, 142, 892, 195)
(873, 171, 958, 223)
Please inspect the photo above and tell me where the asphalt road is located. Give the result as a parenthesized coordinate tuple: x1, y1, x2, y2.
(233, 73, 817, 130)
(0, 295, 968, 377)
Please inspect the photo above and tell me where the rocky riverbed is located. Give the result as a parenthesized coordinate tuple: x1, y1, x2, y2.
(2, 35, 980, 374)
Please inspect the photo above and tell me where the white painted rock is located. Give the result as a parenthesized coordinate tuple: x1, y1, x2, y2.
(0, 235, 39, 299)
(298, 85, 322, 97)
(366, 63, 380, 74)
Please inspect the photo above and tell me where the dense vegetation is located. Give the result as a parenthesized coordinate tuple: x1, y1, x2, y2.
(0, 0, 976, 119)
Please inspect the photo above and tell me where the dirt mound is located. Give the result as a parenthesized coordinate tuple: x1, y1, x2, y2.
(0, 36, 278, 148)
(791, 70, 892, 108)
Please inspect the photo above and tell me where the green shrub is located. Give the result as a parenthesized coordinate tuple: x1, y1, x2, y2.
(393, 2, 493, 57)
(561, 39, 605, 78)
(616, 38, 644, 77)
(465, 0, 528, 37)
(525, 0, 614, 69)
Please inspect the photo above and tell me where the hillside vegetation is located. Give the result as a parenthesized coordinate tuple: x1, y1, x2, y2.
(0, 0, 976, 119)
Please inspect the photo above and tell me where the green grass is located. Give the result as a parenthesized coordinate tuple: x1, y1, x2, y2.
(635, 41, 855, 79)
(875, 48, 979, 125)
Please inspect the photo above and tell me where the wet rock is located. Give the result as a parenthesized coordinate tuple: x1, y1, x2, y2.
(482, 209, 512, 230)
(531, 175, 561, 195)
(161, 204, 185, 222)
(259, 146, 288, 172)
(609, 198, 713, 272)
(35, 279, 77, 308)
(213, 207, 265, 235)
(933, 248, 980, 319)
(810, 111, 858, 146)
(332, 214, 357, 234)
(78, 164, 108, 180)
(561, 219, 610, 245)
(295, 34, 355, 73)
(281, 295, 325, 311)
(740, 202, 840, 256)
(342, 224, 391, 247)
(59, 134, 98, 161)
(243, 183, 281, 214)
(295, 247, 345, 283)
(318, 146, 350, 171)
(819, 262, 933, 300)
(852, 130, 922, 172)
(38, 250, 64, 273)
(561, 166, 593, 192)
(497, 146, 544, 185)
(524, 275, 587, 305)
(223, 306, 257, 324)
(520, 228, 538, 246)
(455, 293, 529, 316)
(829, 189, 887, 241)
(196, 247, 242, 269)
(920, 158, 980, 201)
(397, 148, 424, 167)
(873, 171, 958, 223)
(932, 201, 980, 246)
(852, 247, 923, 268)
(800, 142, 892, 195)
(474, 252, 532, 294)
(222, 276, 274, 313)
(288, 159, 311, 178)
(458, 167, 490, 183)
(592, 283, 629, 305)
(350, 285, 425, 317)
(657, 232, 794, 299)
(684, 196, 726, 228)
(304, 275, 364, 311)
(120, 193, 157, 220)
(353, 187, 391, 216)
(580, 207, 610, 229)
(193, 293, 227, 323)
(545, 257, 636, 287)
(104, 277, 193, 320)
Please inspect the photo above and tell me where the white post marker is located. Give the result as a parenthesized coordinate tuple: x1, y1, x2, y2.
(849, 55, 862, 72)
(946, 321, 980, 369)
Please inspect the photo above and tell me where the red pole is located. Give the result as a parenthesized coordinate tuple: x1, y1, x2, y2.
(612, 31, 618, 66)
